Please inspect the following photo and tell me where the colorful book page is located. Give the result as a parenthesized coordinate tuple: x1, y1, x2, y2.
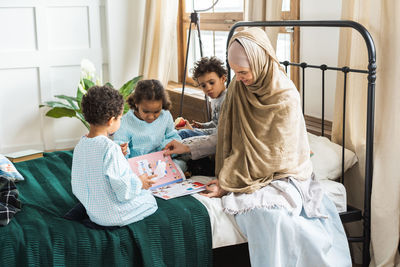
(151, 179, 206, 200)
(128, 151, 184, 190)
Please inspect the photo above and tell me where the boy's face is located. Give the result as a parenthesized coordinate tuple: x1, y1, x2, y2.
(197, 72, 226, 99)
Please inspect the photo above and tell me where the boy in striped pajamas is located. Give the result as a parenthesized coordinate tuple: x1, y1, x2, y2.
(71, 85, 157, 226)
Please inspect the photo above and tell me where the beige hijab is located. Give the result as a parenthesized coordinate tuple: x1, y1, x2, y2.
(216, 28, 313, 194)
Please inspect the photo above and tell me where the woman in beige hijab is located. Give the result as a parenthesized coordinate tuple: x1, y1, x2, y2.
(165, 28, 351, 267)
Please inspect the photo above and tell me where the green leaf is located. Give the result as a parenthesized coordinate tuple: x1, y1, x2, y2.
(104, 82, 114, 89)
(123, 103, 130, 114)
(77, 116, 90, 130)
(119, 75, 142, 98)
(54, 95, 79, 110)
(76, 83, 85, 110)
(41, 101, 76, 110)
(82, 78, 95, 90)
(75, 111, 86, 121)
(54, 95, 78, 102)
(45, 107, 76, 118)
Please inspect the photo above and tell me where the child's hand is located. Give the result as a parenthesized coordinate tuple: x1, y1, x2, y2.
(176, 119, 193, 130)
(139, 173, 156, 189)
(191, 120, 203, 129)
(163, 140, 190, 155)
(120, 142, 128, 156)
(174, 117, 186, 128)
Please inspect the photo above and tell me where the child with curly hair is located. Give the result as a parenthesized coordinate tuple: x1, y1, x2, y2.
(71, 85, 157, 227)
(113, 79, 186, 171)
(177, 56, 227, 139)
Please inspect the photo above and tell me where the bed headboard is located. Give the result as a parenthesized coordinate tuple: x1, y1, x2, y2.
(225, 20, 376, 267)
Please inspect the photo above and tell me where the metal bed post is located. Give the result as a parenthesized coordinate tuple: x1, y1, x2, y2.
(226, 20, 376, 267)
(320, 64, 327, 136)
(341, 67, 349, 184)
(300, 62, 307, 114)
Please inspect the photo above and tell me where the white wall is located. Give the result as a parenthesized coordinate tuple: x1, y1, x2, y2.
(105, 0, 145, 89)
(0, 0, 107, 153)
(300, 0, 342, 121)
(0, 1, 343, 154)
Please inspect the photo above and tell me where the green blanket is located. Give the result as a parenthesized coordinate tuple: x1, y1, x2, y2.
(0, 151, 212, 267)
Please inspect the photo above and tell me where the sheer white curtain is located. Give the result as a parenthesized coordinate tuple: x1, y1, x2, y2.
(244, 0, 282, 50)
(333, 1, 400, 266)
(105, 0, 178, 88)
(139, 0, 179, 86)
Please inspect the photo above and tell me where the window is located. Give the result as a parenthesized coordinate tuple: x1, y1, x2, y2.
(177, 0, 300, 87)
(276, 0, 300, 87)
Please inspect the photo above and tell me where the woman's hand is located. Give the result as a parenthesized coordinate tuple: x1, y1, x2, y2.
(200, 179, 227, 198)
(191, 120, 203, 129)
(163, 140, 190, 155)
(176, 119, 193, 130)
(139, 173, 156, 189)
(120, 142, 128, 156)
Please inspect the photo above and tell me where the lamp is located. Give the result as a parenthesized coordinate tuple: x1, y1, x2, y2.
(178, 0, 220, 120)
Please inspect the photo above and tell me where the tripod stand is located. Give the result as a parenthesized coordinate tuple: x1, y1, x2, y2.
(179, 1, 220, 120)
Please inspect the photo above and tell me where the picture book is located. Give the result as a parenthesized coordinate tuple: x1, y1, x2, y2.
(127, 151, 185, 190)
(127, 151, 208, 199)
(151, 178, 206, 200)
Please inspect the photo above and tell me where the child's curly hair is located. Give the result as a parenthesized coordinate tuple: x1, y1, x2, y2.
(127, 79, 171, 111)
(192, 57, 227, 83)
(81, 85, 124, 125)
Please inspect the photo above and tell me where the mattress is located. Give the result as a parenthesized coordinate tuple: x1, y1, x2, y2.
(191, 176, 347, 249)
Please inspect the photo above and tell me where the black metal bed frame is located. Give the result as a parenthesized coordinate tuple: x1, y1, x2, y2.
(225, 20, 376, 267)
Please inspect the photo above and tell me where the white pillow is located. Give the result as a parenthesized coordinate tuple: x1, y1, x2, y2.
(308, 132, 358, 180)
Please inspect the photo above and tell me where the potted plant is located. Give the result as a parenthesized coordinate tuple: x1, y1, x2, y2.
(40, 59, 141, 130)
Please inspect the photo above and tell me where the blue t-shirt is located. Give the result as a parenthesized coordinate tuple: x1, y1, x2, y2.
(113, 109, 182, 157)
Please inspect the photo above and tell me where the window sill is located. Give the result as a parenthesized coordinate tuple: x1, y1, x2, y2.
(166, 81, 208, 123)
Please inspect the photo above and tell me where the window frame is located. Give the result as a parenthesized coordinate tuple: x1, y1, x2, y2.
(280, 0, 300, 87)
(177, 0, 300, 88)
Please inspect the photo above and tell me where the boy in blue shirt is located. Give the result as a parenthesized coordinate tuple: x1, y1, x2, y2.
(176, 57, 227, 139)
(71, 85, 157, 227)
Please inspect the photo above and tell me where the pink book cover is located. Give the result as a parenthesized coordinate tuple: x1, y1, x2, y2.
(127, 151, 184, 190)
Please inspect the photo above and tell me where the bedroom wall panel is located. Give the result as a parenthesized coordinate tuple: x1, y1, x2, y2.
(0, 7, 37, 51)
(47, 7, 90, 50)
(0, 0, 107, 154)
(48, 65, 87, 147)
(0, 68, 43, 152)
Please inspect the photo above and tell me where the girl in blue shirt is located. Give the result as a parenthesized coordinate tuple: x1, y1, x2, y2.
(114, 79, 186, 171)
(71, 85, 157, 227)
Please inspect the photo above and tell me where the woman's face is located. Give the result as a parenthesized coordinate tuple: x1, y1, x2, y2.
(135, 100, 162, 123)
(229, 62, 254, 86)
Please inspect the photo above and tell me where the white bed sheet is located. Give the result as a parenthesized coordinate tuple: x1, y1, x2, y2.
(190, 176, 347, 249)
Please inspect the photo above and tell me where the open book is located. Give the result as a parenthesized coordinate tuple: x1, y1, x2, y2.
(127, 151, 206, 199)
